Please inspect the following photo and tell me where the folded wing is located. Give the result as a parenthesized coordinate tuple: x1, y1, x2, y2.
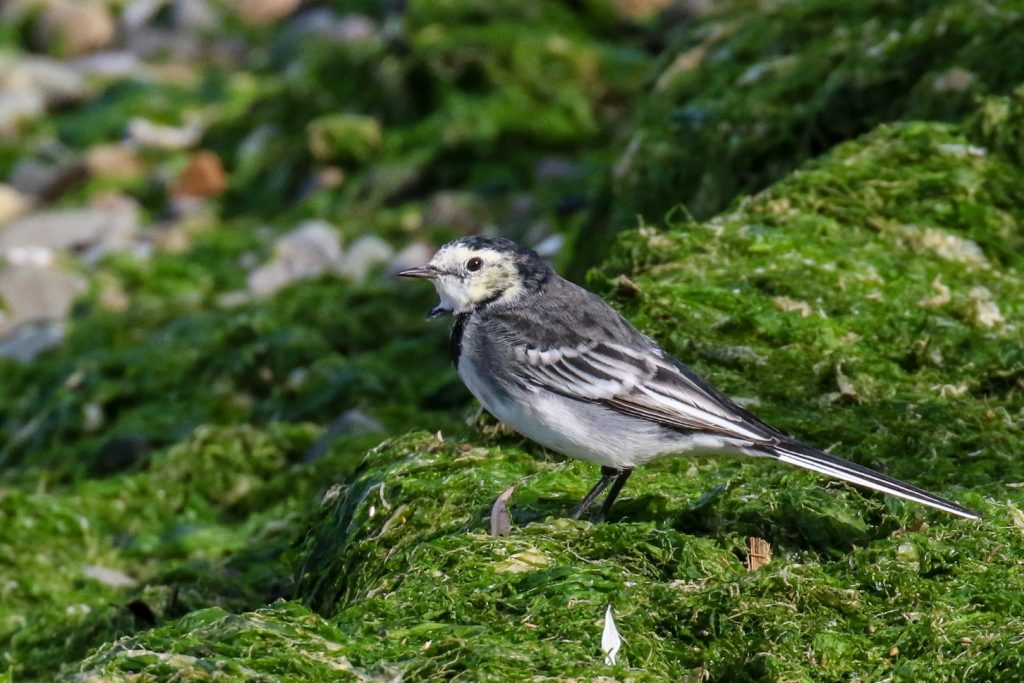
(512, 340, 776, 443)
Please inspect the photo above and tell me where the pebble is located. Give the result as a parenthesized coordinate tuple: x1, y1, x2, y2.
(8, 156, 87, 201)
(233, 0, 300, 25)
(127, 115, 204, 150)
(425, 191, 479, 232)
(0, 55, 86, 134)
(0, 90, 44, 137)
(81, 565, 138, 589)
(287, 10, 378, 43)
(0, 266, 87, 336)
(70, 52, 146, 79)
(339, 235, 394, 282)
(37, 0, 117, 57)
(0, 321, 66, 363)
(247, 221, 345, 297)
(173, 151, 227, 198)
(389, 241, 434, 276)
(176, 0, 219, 31)
(0, 185, 32, 227)
(0, 56, 86, 107)
(85, 144, 145, 181)
(0, 203, 139, 260)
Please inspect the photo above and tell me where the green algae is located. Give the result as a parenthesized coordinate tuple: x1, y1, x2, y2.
(596, 118, 1024, 496)
(14, 105, 1024, 683)
(0, 423, 336, 679)
(307, 114, 383, 166)
(1, 1, 659, 677)
(0, 269, 461, 480)
(5, 1, 1024, 680)
(203, 0, 650, 221)
(609, 0, 1024, 232)
(68, 601, 390, 682)
(79, 109, 1024, 682)
(75, 426, 1021, 681)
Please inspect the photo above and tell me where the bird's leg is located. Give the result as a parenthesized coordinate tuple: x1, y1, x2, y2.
(570, 466, 620, 519)
(596, 468, 633, 520)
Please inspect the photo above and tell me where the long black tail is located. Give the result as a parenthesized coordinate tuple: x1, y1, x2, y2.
(768, 442, 980, 520)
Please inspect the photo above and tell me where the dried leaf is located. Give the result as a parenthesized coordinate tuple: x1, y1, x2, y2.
(746, 537, 771, 570)
(490, 484, 515, 537)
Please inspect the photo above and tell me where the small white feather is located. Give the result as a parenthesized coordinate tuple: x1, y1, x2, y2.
(601, 605, 621, 665)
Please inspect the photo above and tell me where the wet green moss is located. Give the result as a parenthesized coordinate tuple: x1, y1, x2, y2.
(611, 0, 1024, 229)
(76, 420, 1021, 680)
(205, 0, 650, 221)
(68, 601, 387, 682)
(597, 117, 1024, 495)
(5, 0, 1024, 679)
(99, 110, 1023, 681)
(1, 423, 337, 679)
(0, 268, 462, 481)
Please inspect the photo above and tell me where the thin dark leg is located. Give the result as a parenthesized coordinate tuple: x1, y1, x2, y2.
(596, 469, 633, 520)
(570, 466, 620, 519)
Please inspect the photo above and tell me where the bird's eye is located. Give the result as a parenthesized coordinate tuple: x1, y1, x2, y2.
(466, 257, 483, 272)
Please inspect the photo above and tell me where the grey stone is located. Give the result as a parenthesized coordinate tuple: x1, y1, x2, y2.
(122, 0, 170, 29)
(8, 157, 87, 201)
(0, 265, 87, 336)
(0, 321, 65, 363)
(301, 409, 385, 463)
(81, 565, 138, 589)
(91, 434, 153, 476)
(287, 10, 378, 43)
(534, 156, 580, 181)
(0, 203, 139, 259)
(533, 234, 564, 259)
(0, 90, 44, 137)
(175, 0, 219, 31)
(70, 51, 146, 79)
(339, 235, 393, 282)
(247, 221, 344, 297)
(0, 55, 86, 107)
(424, 191, 479, 232)
(389, 241, 434, 276)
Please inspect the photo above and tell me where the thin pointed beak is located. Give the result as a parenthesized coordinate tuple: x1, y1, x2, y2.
(398, 265, 438, 279)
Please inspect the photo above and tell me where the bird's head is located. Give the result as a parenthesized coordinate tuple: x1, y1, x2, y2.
(399, 236, 551, 316)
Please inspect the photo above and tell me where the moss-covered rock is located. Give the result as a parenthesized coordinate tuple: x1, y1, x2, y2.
(611, 0, 1024, 229)
(6, 0, 1024, 679)
(0, 423, 364, 680)
(2, 2, 661, 677)
(67, 601, 391, 682)
(597, 117, 1024, 496)
(80, 423, 1021, 680)
(76, 104, 1024, 681)
(307, 114, 383, 166)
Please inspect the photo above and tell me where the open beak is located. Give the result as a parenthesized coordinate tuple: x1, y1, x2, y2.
(397, 265, 439, 279)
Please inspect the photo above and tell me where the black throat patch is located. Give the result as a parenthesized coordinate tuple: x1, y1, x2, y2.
(450, 312, 470, 367)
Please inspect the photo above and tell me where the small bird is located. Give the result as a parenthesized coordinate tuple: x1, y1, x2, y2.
(399, 236, 979, 521)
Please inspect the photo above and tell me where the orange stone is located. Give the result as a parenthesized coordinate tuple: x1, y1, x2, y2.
(173, 151, 227, 198)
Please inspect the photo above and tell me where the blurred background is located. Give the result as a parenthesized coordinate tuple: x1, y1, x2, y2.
(2, 0, 1024, 680)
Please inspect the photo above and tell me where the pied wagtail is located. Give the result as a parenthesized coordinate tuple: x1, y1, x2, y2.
(399, 236, 979, 521)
